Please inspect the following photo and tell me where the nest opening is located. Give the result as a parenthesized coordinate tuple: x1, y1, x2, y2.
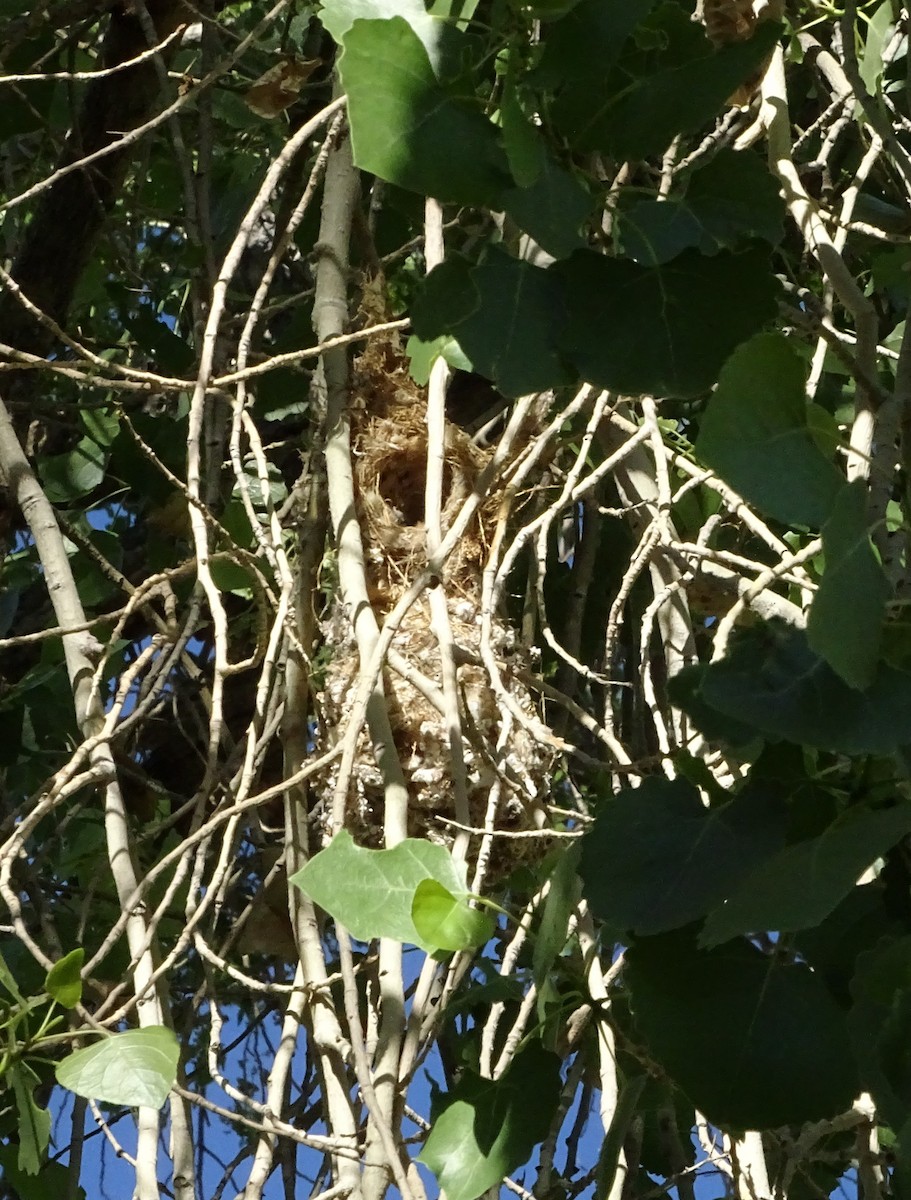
(377, 449, 454, 526)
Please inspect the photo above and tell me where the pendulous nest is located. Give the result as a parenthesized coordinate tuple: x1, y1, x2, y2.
(316, 285, 554, 872)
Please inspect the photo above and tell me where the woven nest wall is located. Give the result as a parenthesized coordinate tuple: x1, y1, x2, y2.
(318, 303, 553, 867)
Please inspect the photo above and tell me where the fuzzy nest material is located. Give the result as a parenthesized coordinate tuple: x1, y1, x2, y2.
(316, 295, 554, 871)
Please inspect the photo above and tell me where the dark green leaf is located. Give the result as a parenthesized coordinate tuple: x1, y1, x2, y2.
(0, 1147, 84, 1200)
(554, 245, 779, 397)
(412, 249, 575, 396)
(45, 947, 84, 1009)
(500, 77, 545, 188)
(340, 19, 510, 205)
(419, 1043, 562, 1200)
(597, 23, 781, 160)
(669, 621, 911, 755)
(411, 257, 481, 336)
(627, 931, 859, 1128)
(701, 803, 911, 947)
(55, 1026, 179, 1108)
(535, 0, 660, 115)
(580, 778, 785, 936)
(795, 883, 896, 1003)
(849, 936, 911, 1131)
(682, 149, 786, 248)
(618, 149, 785, 264)
(617, 200, 707, 268)
(807, 480, 889, 688)
(697, 333, 846, 528)
(122, 307, 193, 374)
(502, 157, 592, 259)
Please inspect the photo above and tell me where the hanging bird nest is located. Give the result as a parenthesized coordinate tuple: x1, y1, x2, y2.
(316, 282, 555, 872)
(355, 403, 492, 611)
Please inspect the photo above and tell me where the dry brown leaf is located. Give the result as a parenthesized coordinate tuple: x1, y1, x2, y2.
(244, 56, 321, 119)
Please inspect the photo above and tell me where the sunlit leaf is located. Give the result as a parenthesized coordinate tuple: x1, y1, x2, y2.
(340, 18, 510, 205)
(411, 879, 495, 951)
(55, 1027, 179, 1109)
(290, 830, 471, 952)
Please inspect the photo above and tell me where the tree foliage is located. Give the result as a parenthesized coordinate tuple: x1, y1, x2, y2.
(1, 1, 911, 1199)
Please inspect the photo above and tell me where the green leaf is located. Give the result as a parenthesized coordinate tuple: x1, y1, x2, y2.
(290, 830, 471, 952)
(701, 803, 911, 948)
(322, 0, 448, 70)
(412, 250, 575, 397)
(55, 1026, 179, 1108)
(39, 437, 106, 503)
(0, 1147, 83, 1200)
(427, 0, 480, 30)
(579, 778, 785, 937)
(10, 1063, 50, 1175)
(502, 157, 592, 259)
(807, 481, 889, 689)
(411, 256, 480, 334)
(618, 149, 785, 264)
(794, 882, 896, 1001)
(80, 406, 120, 448)
(210, 558, 258, 598)
(669, 621, 911, 756)
(849, 936, 911, 1131)
(419, 1043, 562, 1200)
(697, 333, 846, 528)
(554, 245, 779, 398)
(411, 880, 495, 951)
(122, 307, 193, 374)
(681, 148, 786, 247)
(44, 947, 84, 1009)
(858, 1, 894, 96)
(617, 201, 706, 268)
(626, 931, 859, 1129)
(532, 843, 581, 986)
(340, 19, 510, 205)
(406, 334, 472, 384)
(535, 0, 661, 117)
(0, 947, 26, 1006)
(596, 22, 782, 160)
(500, 77, 545, 188)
